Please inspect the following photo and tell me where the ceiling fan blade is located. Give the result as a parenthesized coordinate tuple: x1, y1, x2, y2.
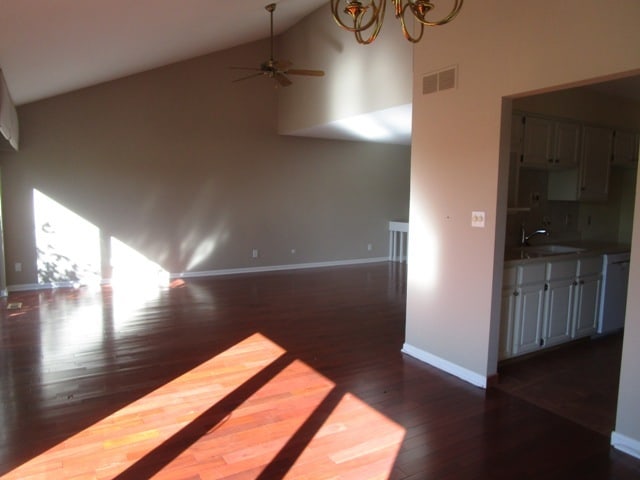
(232, 72, 264, 83)
(229, 66, 262, 71)
(274, 59, 292, 71)
(275, 73, 292, 87)
(286, 69, 325, 77)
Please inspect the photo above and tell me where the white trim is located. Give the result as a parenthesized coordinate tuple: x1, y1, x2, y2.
(171, 257, 389, 279)
(611, 431, 640, 459)
(8, 280, 96, 292)
(402, 342, 488, 388)
(6, 258, 389, 293)
(8, 283, 49, 292)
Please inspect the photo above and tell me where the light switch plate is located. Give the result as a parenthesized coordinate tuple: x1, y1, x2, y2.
(471, 211, 486, 228)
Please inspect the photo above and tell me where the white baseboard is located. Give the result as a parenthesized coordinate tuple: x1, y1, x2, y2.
(6, 257, 390, 292)
(8, 282, 50, 292)
(172, 257, 389, 280)
(611, 431, 640, 459)
(402, 342, 487, 388)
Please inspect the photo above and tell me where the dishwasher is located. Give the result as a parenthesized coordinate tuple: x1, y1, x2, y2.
(598, 252, 631, 334)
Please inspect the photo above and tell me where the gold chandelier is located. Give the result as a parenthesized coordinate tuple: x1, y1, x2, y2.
(331, 0, 463, 44)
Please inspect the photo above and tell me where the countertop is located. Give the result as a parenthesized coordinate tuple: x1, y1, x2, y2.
(504, 241, 631, 266)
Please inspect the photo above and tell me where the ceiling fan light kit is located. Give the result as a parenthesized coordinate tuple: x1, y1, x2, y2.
(331, 0, 463, 44)
(231, 3, 324, 87)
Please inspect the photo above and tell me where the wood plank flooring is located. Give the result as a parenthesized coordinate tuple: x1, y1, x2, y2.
(1, 262, 639, 479)
(496, 333, 623, 436)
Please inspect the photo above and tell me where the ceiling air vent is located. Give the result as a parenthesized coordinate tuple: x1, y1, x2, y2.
(422, 66, 458, 95)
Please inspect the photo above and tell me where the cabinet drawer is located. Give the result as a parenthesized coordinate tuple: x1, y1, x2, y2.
(517, 263, 546, 285)
(577, 256, 603, 276)
(546, 259, 577, 280)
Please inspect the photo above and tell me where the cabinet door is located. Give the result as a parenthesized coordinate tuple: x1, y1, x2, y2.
(544, 279, 575, 347)
(553, 121, 581, 167)
(512, 284, 545, 355)
(612, 130, 639, 166)
(499, 289, 517, 360)
(580, 126, 613, 201)
(573, 274, 602, 338)
(522, 116, 554, 167)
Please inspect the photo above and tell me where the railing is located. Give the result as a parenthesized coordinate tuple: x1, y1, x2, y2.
(388, 221, 408, 263)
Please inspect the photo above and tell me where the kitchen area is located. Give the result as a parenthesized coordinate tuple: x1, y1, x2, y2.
(496, 78, 639, 434)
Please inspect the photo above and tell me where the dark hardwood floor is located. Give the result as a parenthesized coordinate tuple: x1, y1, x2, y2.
(1, 262, 639, 479)
(496, 333, 624, 437)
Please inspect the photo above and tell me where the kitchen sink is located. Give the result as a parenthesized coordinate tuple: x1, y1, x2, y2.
(521, 244, 586, 255)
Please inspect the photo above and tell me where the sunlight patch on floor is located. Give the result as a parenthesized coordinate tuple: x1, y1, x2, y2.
(4, 333, 405, 479)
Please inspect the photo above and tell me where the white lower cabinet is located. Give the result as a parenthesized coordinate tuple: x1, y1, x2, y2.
(573, 256, 603, 338)
(499, 269, 517, 360)
(500, 255, 602, 360)
(543, 259, 577, 348)
(502, 262, 546, 358)
(513, 282, 546, 355)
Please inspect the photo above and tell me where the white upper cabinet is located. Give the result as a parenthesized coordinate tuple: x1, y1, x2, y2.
(579, 125, 613, 202)
(612, 130, 639, 166)
(519, 114, 580, 168)
(548, 124, 614, 202)
(521, 115, 553, 167)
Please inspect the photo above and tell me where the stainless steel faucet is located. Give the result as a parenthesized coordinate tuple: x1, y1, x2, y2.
(521, 225, 550, 246)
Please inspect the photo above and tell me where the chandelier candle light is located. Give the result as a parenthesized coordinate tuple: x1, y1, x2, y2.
(331, 0, 463, 44)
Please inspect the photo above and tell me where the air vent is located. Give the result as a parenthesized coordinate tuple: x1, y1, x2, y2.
(422, 73, 438, 95)
(422, 66, 458, 95)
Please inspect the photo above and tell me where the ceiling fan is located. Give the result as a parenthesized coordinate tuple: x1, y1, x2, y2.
(231, 3, 325, 87)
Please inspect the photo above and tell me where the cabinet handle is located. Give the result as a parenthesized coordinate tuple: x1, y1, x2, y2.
(573, 281, 578, 286)
(513, 290, 519, 297)
(580, 280, 585, 285)
(539, 338, 544, 347)
(544, 283, 549, 291)
(548, 158, 554, 163)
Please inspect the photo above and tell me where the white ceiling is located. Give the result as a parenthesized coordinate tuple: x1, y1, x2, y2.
(0, 0, 328, 106)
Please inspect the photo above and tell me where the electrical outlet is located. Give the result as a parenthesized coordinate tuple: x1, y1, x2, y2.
(367, 243, 373, 251)
(471, 211, 486, 228)
(290, 248, 296, 255)
(565, 214, 572, 226)
(15, 262, 22, 272)
(252, 249, 259, 258)
(530, 192, 540, 206)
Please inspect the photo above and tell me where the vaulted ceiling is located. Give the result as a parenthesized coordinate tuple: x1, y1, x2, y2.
(0, 0, 327, 106)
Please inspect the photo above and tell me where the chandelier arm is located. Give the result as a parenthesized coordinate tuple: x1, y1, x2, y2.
(398, 2, 425, 43)
(331, 0, 463, 44)
(400, 22, 425, 43)
(354, 5, 385, 44)
(412, 0, 464, 27)
(330, 0, 385, 34)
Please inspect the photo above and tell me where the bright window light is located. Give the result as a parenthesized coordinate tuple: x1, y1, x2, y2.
(33, 189, 101, 287)
(111, 236, 169, 289)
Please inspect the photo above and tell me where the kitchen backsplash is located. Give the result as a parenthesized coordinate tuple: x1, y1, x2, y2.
(506, 166, 636, 248)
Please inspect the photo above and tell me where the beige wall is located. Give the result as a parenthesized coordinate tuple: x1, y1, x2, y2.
(277, 4, 412, 134)
(0, 39, 410, 287)
(405, 0, 640, 446)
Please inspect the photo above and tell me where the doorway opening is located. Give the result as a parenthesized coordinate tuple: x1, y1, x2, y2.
(496, 74, 640, 435)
